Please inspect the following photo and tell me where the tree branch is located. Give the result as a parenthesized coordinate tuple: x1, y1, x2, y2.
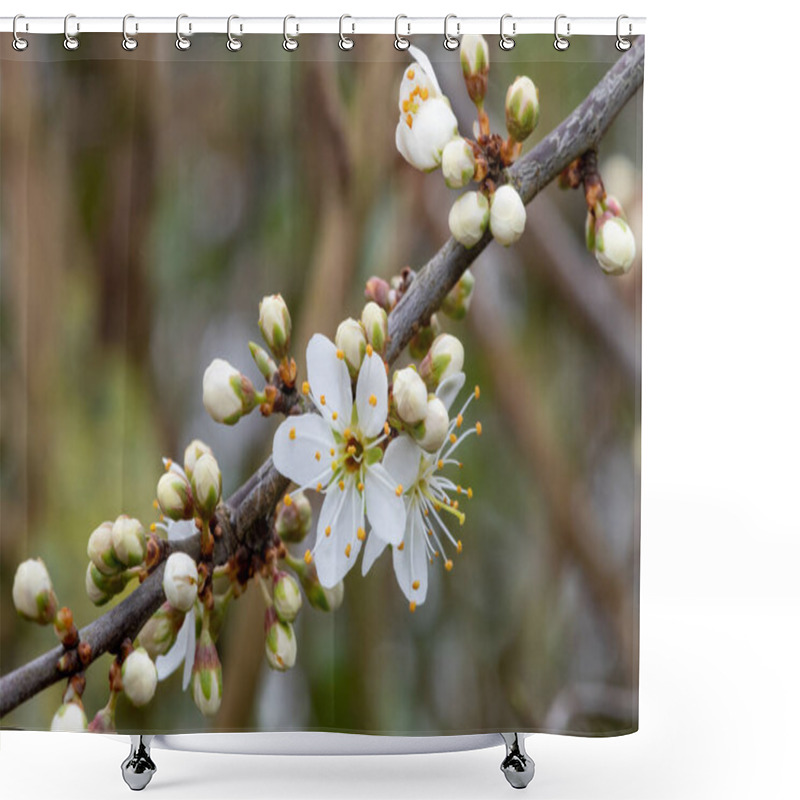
(0, 38, 644, 719)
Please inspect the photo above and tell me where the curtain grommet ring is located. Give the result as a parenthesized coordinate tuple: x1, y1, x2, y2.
(227, 15, 243, 52)
(554, 14, 570, 51)
(283, 15, 299, 51)
(176, 14, 191, 51)
(122, 14, 138, 51)
(339, 14, 354, 50)
(499, 14, 515, 51)
(443, 14, 459, 51)
(12, 15, 29, 52)
(394, 15, 410, 51)
(63, 13, 79, 51)
(616, 15, 632, 51)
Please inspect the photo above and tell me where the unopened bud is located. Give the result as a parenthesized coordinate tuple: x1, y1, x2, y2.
(414, 396, 450, 453)
(264, 607, 297, 671)
(591, 196, 636, 276)
(275, 491, 312, 543)
(392, 367, 428, 425)
(419, 334, 465, 391)
(88, 702, 115, 733)
(111, 515, 147, 568)
(163, 552, 198, 613)
(51, 701, 88, 732)
(361, 302, 388, 355)
(290, 559, 342, 612)
(122, 648, 158, 707)
(335, 318, 367, 378)
(87, 521, 124, 576)
(273, 571, 303, 623)
(408, 315, 441, 361)
(365, 276, 395, 311)
(202, 358, 257, 425)
(489, 185, 526, 246)
(192, 627, 223, 717)
(191, 453, 222, 518)
(505, 75, 540, 142)
(85, 562, 127, 606)
(460, 34, 490, 108)
(157, 470, 194, 521)
(448, 191, 490, 249)
(12, 558, 58, 624)
(183, 439, 213, 482)
(440, 269, 475, 321)
(138, 602, 186, 658)
(249, 340, 279, 381)
(258, 294, 292, 360)
(442, 137, 476, 189)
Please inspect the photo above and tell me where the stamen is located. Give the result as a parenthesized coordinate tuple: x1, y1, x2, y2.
(357, 481, 364, 492)
(165, 458, 173, 471)
(283, 494, 293, 507)
(476, 422, 482, 436)
(456, 414, 463, 428)
(289, 427, 296, 440)
(325, 525, 332, 537)
(366, 344, 374, 357)
(467, 487, 473, 499)
(332, 411, 338, 421)
(402, 99, 410, 112)
(384, 422, 391, 435)
(449, 433, 457, 444)
(412, 580, 420, 590)
(315, 451, 321, 461)
(457, 540, 463, 553)
(368, 394, 377, 407)
(345, 543, 352, 558)
(152, 499, 159, 509)
(395, 484, 404, 496)
(317, 483, 323, 492)
(445, 559, 454, 572)
(338, 480, 345, 491)
(456, 485, 462, 494)
(437, 459, 444, 469)
(357, 527, 366, 541)
(407, 68, 415, 79)
(474, 385, 480, 399)
(398, 542, 405, 551)
(304, 550, 313, 564)
(409, 601, 416, 613)
(347, 445, 357, 455)
(344, 428, 352, 439)
(320, 395, 326, 405)
(302, 381, 310, 395)
(420, 87, 429, 100)
(336, 349, 345, 360)
(406, 114, 413, 128)
(149, 523, 157, 532)
(330, 448, 336, 456)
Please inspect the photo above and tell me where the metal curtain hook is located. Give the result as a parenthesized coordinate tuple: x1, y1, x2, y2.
(339, 14, 354, 50)
(176, 14, 191, 50)
(64, 13, 79, 51)
(499, 14, 515, 51)
(554, 14, 570, 51)
(283, 15, 298, 51)
(443, 14, 459, 51)
(616, 15, 632, 51)
(12, 14, 29, 51)
(227, 15, 242, 51)
(394, 15, 410, 51)
(122, 14, 138, 51)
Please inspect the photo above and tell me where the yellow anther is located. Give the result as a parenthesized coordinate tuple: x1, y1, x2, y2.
(449, 433, 457, 444)
(347, 445, 357, 455)
(476, 422, 482, 436)
(409, 601, 417, 613)
(344, 427, 352, 439)
(336, 349, 345, 360)
(357, 527, 366, 541)
(445, 559, 454, 572)
(302, 381, 310, 395)
(467, 487, 473, 499)
(332, 411, 338, 421)
(345, 543, 352, 558)
(453, 500, 459, 510)
(407, 68, 415, 79)
(437, 459, 444, 469)
(149, 523, 157, 532)
(152, 499, 159, 509)
(402, 99, 410, 112)
(366, 344, 374, 357)
(368, 394, 377, 407)
(320, 395, 326, 405)
(395, 484, 403, 496)
(284, 494, 293, 507)
(384, 422, 391, 435)
(289, 427, 296, 440)
(423, 508, 429, 517)
(315, 451, 321, 461)
(420, 87, 429, 100)
(357, 481, 364, 492)
(325, 525, 332, 537)
(339, 480, 345, 491)
(456, 414, 463, 428)
(427, 528, 433, 536)
(457, 485, 462, 494)
(412, 580, 420, 590)
(330, 448, 335, 456)
(474, 385, 481, 399)
(398, 542, 405, 551)
(165, 458, 173, 471)
(317, 483, 323, 492)
(434, 551, 440, 558)
(457, 540, 463, 553)
(406, 114, 413, 128)
(304, 550, 313, 564)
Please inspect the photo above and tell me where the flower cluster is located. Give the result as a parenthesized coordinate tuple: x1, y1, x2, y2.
(395, 37, 539, 249)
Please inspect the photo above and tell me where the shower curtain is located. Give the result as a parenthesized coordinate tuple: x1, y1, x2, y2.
(0, 31, 643, 738)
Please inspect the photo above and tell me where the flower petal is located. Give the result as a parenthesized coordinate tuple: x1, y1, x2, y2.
(181, 606, 196, 691)
(166, 519, 197, 542)
(383, 434, 423, 490)
(364, 463, 407, 546)
(392, 507, 429, 604)
(355, 348, 388, 439)
(361, 529, 389, 576)
(314, 481, 363, 587)
(273, 413, 336, 487)
(156, 609, 189, 682)
(436, 371, 466, 412)
(306, 333, 352, 430)
(408, 45, 443, 97)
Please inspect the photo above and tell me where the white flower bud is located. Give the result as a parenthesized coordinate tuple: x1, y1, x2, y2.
(13, 558, 58, 624)
(441, 269, 475, 321)
(448, 191, 489, 248)
(335, 318, 367, 378)
(393, 367, 428, 425)
(489, 185, 526, 246)
(122, 647, 158, 707)
(264, 608, 297, 671)
(163, 552, 198, 613)
(249, 340, 278, 381)
(191, 453, 222, 518)
(442, 138, 476, 189)
(111, 515, 147, 568)
(258, 294, 292, 360)
(415, 396, 450, 453)
(595, 215, 636, 276)
(275, 490, 312, 543)
(192, 628, 223, 717)
(85, 562, 122, 606)
(138, 602, 186, 658)
(505, 75, 540, 142)
(202, 358, 257, 425)
(361, 302, 388, 355)
(183, 439, 213, 482)
(273, 571, 303, 623)
(419, 334, 465, 390)
(157, 471, 194, 521)
(51, 701, 88, 732)
(87, 521, 124, 576)
(460, 34, 490, 107)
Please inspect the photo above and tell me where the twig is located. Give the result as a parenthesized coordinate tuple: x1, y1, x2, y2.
(0, 38, 644, 719)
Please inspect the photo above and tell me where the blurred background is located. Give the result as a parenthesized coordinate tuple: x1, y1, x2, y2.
(0, 34, 641, 735)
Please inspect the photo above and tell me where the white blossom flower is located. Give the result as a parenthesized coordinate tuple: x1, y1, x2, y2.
(163, 552, 198, 613)
(362, 373, 482, 611)
(122, 647, 158, 707)
(154, 520, 197, 691)
(489, 185, 527, 246)
(272, 334, 407, 587)
(396, 45, 459, 172)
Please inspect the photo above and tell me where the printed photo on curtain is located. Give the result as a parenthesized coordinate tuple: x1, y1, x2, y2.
(0, 24, 644, 787)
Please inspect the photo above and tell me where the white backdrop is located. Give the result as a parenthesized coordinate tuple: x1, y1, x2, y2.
(2, 1, 798, 798)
